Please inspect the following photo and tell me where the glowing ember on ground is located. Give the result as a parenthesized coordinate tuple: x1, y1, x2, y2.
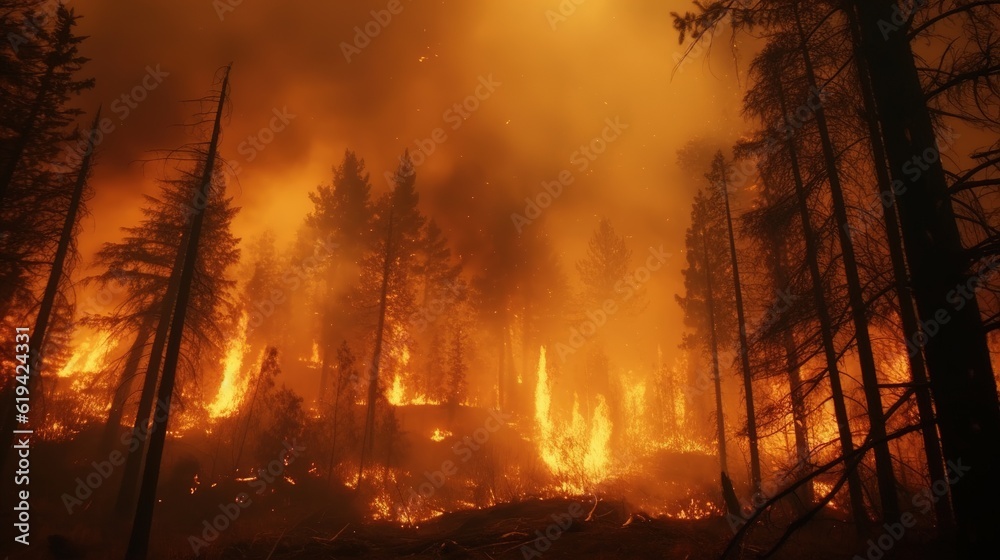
(430, 428, 452, 442)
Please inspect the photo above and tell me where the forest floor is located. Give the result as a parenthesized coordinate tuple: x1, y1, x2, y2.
(2, 493, 958, 559)
(200, 497, 955, 560)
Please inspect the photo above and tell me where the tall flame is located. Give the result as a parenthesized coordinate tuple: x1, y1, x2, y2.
(533, 346, 613, 491)
(59, 330, 116, 378)
(385, 341, 440, 406)
(387, 372, 406, 406)
(209, 312, 249, 418)
(584, 394, 612, 477)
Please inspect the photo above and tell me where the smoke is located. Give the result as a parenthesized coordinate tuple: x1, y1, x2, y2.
(70, 0, 749, 379)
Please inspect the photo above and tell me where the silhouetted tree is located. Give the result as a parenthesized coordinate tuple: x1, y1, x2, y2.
(125, 66, 232, 560)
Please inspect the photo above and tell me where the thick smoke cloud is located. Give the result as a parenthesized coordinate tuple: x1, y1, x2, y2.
(71, 0, 747, 366)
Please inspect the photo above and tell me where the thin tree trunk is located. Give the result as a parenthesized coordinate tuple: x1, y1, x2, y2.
(775, 73, 869, 532)
(114, 215, 189, 518)
(234, 351, 269, 472)
(357, 206, 395, 489)
(768, 227, 812, 506)
(125, 67, 230, 560)
(319, 343, 331, 404)
(792, 5, 900, 522)
(101, 315, 155, 453)
(719, 158, 762, 494)
(702, 223, 728, 477)
(327, 367, 343, 483)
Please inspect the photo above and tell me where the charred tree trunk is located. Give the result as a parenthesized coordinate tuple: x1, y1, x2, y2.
(125, 67, 230, 560)
(114, 211, 190, 518)
(702, 223, 728, 477)
(327, 365, 343, 483)
(767, 225, 812, 506)
(234, 349, 272, 472)
(849, 8, 1000, 547)
(319, 342, 331, 405)
(843, 6, 953, 533)
(101, 315, 156, 453)
(775, 73, 869, 531)
(719, 158, 762, 494)
(0, 109, 99, 466)
(357, 206, 395, 489)
(793, 6, 900, 521)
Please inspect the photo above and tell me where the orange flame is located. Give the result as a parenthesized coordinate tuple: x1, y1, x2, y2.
(209, 312, 250, 418)
(534, 346, 613, 491)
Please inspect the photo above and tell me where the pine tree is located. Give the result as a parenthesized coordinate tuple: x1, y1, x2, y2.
(446, 325, 468, 408)
(235, 347, 279, 470)
(677, 190, 732, 477)
(0, 2, 92, 329)
(848, 1, 1000, 545)
(413, 218, 463, 399)
(325, 340, 360, 482)
(241, 230, 285, 349)
(125, 67, 233, 560)
(357, 153, 425, 486)
(709, 151, 762, 494)
(0, 108, 98, 466)
(306, 150, 373, 402)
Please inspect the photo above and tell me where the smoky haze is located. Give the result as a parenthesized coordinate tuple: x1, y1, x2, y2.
(69, 0, 747, 390)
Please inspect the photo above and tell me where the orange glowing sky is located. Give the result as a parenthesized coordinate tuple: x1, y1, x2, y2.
(70, 0, 749, 353)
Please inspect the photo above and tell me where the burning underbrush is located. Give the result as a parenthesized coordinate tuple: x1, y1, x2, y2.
(27, 321, 768, 560)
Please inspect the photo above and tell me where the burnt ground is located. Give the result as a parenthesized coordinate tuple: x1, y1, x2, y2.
(193, 498, 954, 560)
(0, 425, 959, 560)
(4, 493, 958, 560)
